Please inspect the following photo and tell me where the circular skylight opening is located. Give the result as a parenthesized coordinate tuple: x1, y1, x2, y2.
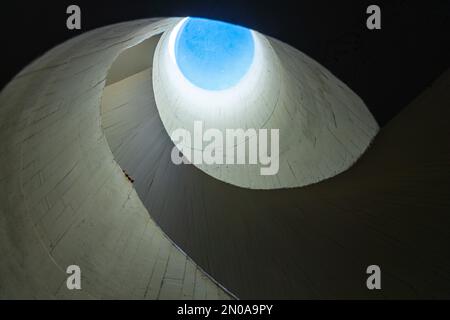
(174, 17, 255, 91)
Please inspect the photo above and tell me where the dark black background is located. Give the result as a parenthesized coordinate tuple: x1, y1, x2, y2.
(1, 0, 449, 126)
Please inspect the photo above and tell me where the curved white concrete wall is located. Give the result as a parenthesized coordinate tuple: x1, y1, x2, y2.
(2, 16, 449, 300)
(153, 20, 379, 189)
(0, 18, 231, 299)
(0, 16, 378, 299)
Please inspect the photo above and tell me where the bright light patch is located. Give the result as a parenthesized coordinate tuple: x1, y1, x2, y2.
(174, 17, 255, 91)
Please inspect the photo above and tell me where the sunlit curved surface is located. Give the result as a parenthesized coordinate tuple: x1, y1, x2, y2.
(154, 18, 379, 189)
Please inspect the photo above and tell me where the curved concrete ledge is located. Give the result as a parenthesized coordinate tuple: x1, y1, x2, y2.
(0, 18, 231, 299)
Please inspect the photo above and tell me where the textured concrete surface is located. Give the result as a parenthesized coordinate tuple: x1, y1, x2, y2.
(104, 65, 450, 299)
(153, 22, 379, 189)
(1, 17, 449, 300)
(0, 18, 231, 299)
(98, 22, 450, 297)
